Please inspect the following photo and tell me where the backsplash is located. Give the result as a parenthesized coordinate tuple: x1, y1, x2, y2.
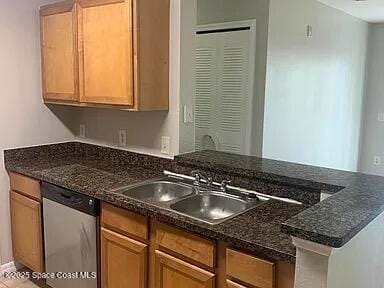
(74, 108, 179, 157)
(4, 141, 173, 175)
(173, 164, 320, 206)
(5, 142, 320, 206)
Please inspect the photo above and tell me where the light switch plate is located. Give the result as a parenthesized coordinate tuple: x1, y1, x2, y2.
(161, 136, 170, 155)
(378, 112, 384, 122)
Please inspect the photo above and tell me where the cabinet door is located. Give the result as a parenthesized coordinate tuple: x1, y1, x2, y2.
(101, 227, 147, 288)
(40, 1, 78, 102)
(10, 191, 44, 272)
(77, 0, 134, 105)
(155, 250, 215, 288)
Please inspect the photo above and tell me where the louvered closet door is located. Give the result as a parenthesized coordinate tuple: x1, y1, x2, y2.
(195, 34, 218, 151)
(216, 30, 250, 154)
(195, 30, 251, 154)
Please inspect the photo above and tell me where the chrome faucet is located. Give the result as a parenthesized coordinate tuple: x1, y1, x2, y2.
(220, 180, 232, 193)
(191, 170, 213, 187)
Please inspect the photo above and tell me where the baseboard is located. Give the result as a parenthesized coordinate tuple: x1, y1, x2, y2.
(0, 261, 17, 276)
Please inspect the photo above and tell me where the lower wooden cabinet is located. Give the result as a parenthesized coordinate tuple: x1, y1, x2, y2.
(155, 250, 215, 288)
(101, 227, 148, 288)
(100, 202, 295, 288)
(226, 248, 275, 288)
(10, 191, 44, 272)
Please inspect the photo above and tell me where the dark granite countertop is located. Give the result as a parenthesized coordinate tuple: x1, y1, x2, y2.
(4, 142, 306, 263)
(176, 150, 384, 248)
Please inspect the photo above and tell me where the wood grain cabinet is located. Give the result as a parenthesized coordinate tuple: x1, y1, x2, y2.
(226, 248, 275, 288)
(77, 0, 134, 106)
(101, 203, 149, 288)
(154, 250, 215, 288)
(101, 228, 148, 288)
(40, 1, 79, 102)
(9, 173, 44, 273)
(40, 0, 169, 110)
(155, 222, 216, 269)
(225, 248, 295, 288)
(100, 202, 295, 288)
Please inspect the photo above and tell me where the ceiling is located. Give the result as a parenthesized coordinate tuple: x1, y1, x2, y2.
(317, 0, 384, 23)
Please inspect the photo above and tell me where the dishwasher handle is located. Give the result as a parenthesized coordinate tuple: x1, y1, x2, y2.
(42, 182, 99, 216)
(60, 192, 72, 199)
(59, 192, 84, 206)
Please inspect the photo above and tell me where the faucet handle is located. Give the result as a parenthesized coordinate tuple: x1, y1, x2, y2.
(191, 170, 201, 177)
(191, 170, 213, 186)
(220, 180, 232, 192)
(191, 170, 203, 185)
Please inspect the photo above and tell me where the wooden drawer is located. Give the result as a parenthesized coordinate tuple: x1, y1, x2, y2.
(101, 202, 148, 241)
(9, 173, 41, 201)
(155, 222, 215, 269)
(226, 279, 247, 288)
(227, 248, 275, 288)
(155, 250, 215, 288)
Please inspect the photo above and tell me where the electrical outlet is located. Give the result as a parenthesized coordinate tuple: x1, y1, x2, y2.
(307, 25, 313, 38)
(183, 105, 188, 123)
(374, 156, 381, 166)
(187, 106, 193, 123)
(161, 136, 170, 155)
(119, 130, 127, 147)
(183, 105, 193, 123)
(79, 124, 86, 138)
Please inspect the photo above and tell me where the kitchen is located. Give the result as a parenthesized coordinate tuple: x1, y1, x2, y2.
(1, 0, 384, 288)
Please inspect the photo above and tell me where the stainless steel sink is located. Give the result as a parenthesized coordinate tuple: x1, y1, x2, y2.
(112, 177, 268, 225)
(115, 180, 197, 202)
(170, 192, 262, 224)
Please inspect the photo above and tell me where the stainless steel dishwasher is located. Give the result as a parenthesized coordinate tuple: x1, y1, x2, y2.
(42, 182, 99, 288)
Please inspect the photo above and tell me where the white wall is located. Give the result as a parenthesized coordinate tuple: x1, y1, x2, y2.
(294, 211, 384, 288)
(327, 212, 384, 288)
(360, 24, 384, 176)
(179, 0, 197, 154)
(75, 0, 182, 158)
(0, 0, 76, 265)
(263, 0, 369, 171)
(195, 0, 270, 156)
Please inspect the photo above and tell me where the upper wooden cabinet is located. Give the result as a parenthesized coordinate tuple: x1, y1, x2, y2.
(40, 1, 79, 102)
(77, 0, 134, 105)
(40, 0, 169, 111)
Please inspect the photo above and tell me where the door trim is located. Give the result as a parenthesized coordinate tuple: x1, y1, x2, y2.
(196, 20, 257, 155)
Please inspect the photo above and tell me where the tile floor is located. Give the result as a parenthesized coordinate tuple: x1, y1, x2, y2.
(0, 269, 49, 288)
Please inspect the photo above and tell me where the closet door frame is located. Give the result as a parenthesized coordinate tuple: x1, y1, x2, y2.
(196, 20, 256, 155)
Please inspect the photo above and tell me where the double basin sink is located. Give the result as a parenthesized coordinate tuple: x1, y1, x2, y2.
(112, 177, 268, 225)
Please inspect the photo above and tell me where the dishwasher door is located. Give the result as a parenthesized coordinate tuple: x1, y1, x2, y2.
(43, 197, 98, 288)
